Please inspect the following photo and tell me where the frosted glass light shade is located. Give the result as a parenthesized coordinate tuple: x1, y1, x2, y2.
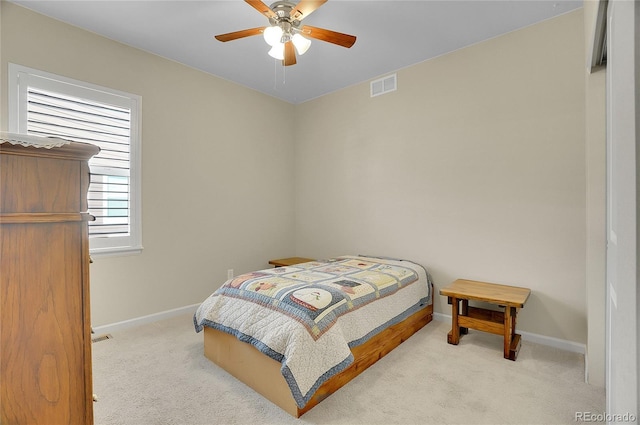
(268, 43, 285, 60)
(263, 26, 283, 46)
(292, 33, 311, 55)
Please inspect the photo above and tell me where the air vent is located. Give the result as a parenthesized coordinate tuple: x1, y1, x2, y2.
(92, 334, 113, 343)
(370, 74, 397, 97)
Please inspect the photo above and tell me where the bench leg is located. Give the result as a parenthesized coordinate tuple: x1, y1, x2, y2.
(503, 305, 512, 359)
(504, 306, 522, 360)
(460, 299, 469, 335)
(447, 296, 460, 345)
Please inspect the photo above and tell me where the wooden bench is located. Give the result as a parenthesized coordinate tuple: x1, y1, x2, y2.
(268, 257, 315, 267)
(439, 279, 531, 360)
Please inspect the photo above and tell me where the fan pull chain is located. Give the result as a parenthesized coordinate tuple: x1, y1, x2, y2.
(272, 59, 287, 90)
(273, 58, 277, 90)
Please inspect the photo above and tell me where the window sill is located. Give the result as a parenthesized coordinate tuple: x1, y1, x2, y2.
(90, 245, 143, 259)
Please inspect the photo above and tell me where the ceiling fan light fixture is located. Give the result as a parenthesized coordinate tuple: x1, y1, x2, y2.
(268, 42, 285, 60)
(292, 33, 311, 55)
(263, 25, 283, 46)
(214, 0, 356, 67)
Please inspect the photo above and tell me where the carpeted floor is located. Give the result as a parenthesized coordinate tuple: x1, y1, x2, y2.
(92, 313, 604, 425)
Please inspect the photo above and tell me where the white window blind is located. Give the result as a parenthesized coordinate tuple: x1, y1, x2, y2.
(9, 64, 142, 256)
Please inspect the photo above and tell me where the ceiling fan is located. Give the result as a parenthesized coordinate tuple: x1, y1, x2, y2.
(214, 0, 357, 66)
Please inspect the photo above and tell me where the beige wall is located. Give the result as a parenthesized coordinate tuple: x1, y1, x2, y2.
(294, 10, 588, 342)
(2, 3, 597, 352)
(0, 2, 296, 326)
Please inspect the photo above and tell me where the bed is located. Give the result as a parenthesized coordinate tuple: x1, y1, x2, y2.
(193, 255, 433, 417)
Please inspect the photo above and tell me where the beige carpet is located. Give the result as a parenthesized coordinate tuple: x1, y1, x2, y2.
(92, 313, 604, 425)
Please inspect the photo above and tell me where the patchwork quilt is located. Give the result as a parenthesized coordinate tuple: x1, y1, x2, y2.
(194, 255, 432, 408)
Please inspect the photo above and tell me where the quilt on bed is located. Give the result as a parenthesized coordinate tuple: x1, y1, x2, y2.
(194, 255, 432, 408)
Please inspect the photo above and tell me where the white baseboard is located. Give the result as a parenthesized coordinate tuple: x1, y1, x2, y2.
(92, 303, 200, 335)
(432, 312, 586, 355)
(94, 306, 586, 356)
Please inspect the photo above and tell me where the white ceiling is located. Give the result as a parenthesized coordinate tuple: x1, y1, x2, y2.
(9, 0, 582, 104)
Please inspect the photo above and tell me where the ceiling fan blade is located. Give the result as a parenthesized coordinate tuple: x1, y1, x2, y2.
(300, 25, 356, 48)
(290, 0, 327, 21)
(283, 41, 297, 66)
(214, 27, 265, 42)
(245, 0, 277, 19)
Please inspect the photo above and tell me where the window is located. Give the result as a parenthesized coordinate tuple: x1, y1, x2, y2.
(8, 64, 142, 256)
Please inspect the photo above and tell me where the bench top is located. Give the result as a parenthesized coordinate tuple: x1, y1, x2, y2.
(268, 257, 315, 267)
(439, 279, 531, 308)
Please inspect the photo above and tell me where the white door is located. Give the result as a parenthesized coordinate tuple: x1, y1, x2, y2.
(605, 0, 638, 420)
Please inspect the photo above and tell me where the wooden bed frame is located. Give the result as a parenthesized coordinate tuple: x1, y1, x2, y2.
(203, 301, 433, 417)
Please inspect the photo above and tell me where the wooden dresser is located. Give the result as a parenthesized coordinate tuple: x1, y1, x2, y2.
(0, 141, 100, 425)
